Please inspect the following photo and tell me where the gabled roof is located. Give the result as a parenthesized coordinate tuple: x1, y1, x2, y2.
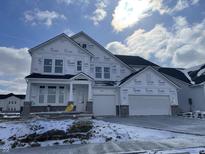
(71, 31, 134, 71)
(28, 33, 94, 56)
(119, 66, 179, 88)
(158, 67, 191, 84)
(25, 73, 75, 79)
(70, 72, 94, 81)
(0, 93, 25, 100)
(119, 68, 145, 85)
(191, 75, 205, 84)
(115, 55, 159, 67)
(25, 72, 93, 81)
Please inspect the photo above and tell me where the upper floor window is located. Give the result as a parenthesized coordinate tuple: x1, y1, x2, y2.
(82, 44, 87, 49)
(95, 67, 102, 78)
(44, 59, 52, 73)
(55, 59, 63, 73)
(104, 67, 110, 79)
(77, 60, 82, 71)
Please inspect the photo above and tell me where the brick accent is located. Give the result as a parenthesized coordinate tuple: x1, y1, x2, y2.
(21, 101, 31, 118)
(171, 105, 180, 116)
(86, 101, 93, 113)
(116, 105, 129, 117)
(30, 106, 67, 112)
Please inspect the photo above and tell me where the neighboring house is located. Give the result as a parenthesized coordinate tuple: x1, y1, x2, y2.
(0, 93, 25, 112)
(25, 31, 181, 116)
(178, 65, 205, 112)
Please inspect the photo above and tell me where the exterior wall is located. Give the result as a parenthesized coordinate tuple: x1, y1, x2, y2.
(120, 69, 178, 106)
(187, 85, 205, 111)
(73, 35, 132, 81)
(31, 36, 91, 75)
(0, 96, 24, 112)
(162, 74, 192, 112)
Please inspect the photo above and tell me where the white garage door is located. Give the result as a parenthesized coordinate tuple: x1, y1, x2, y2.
(129, 95, 171, 115)
(93, 95, 116, 116)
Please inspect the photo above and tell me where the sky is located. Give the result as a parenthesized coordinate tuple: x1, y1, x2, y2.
(0, 0, 205, 94)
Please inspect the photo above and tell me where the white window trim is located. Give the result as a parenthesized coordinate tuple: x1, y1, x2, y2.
(43, 59, 64, 74)
(76, 60, 83, 72)
(95, 66, 111, 80)
(38, 85, 65, 105)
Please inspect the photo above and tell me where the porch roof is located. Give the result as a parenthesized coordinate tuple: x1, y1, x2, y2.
(25, 73, 75, 79)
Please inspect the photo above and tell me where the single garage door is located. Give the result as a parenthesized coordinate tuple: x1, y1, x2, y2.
(129, 95, 171, 115)
(93, 95, 116, 116)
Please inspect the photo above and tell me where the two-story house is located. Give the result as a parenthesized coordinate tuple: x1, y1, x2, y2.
(25, 31, 180, 116)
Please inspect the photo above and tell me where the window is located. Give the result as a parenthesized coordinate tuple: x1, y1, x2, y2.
(104, 67, 110, 79)
(47, 86, 56, 103)
(95, 67, 102, 78)
(39, 86, 45, 104)
(77, 61, 82, 71)
(82, 44, 87, 48)
(59, 86, 64, 104)
(55, 59, 63, 73)
(44, 59, 52, 73)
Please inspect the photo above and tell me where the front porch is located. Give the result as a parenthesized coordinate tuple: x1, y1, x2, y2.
(25, 73, 93, 113)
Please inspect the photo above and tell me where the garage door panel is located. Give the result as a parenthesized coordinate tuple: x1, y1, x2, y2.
(129, 95, 171, 115)
(93, 95, 116, 116)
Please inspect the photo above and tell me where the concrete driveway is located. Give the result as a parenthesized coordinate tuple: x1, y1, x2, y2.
(99, 116, 205, 136)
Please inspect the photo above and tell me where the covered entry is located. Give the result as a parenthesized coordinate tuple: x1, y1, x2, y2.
(93, 95, 116, 116)
(129, 95, 171, 115)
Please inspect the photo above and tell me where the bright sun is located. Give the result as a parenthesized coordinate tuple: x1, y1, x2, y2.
(112, 0, 154, 32)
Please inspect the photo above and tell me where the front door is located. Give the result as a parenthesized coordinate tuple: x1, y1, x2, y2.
(74, 85, 88, 112)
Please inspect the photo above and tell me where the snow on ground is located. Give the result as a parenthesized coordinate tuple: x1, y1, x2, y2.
(147, 148, 205, 154)
(0, 119, 200, 152)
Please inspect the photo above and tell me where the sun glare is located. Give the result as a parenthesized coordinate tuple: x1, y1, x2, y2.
(112, 0, 153, 32)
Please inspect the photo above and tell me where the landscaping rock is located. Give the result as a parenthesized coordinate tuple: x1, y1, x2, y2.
(30, 142, 41, 147)
(20, 130, 67, 143)
(68, 120, 93, 133)
(105, 137, 112, 142)
(53, 142, 59, 145)
(0, 139, 5, 145)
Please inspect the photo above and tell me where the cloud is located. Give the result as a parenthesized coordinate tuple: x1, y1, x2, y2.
(89, 0, 108, 25)
(107, 16, 205, 68)
(168, 0, 200, 13)
(0, 47, 30, 94)
(56, 0, 89, 5)
(24, 9, 66, 26)
(111, 0, 200, 32)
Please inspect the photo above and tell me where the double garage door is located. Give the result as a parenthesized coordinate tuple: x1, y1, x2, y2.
(93, 95, 116, 116)
(129, 95, 171, 115)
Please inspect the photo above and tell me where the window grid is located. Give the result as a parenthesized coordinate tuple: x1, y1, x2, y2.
(44, 59, 52, 73)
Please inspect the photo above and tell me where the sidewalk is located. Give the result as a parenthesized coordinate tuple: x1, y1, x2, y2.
(6, 136, 205, 154)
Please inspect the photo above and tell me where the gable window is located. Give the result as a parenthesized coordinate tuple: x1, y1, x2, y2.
(44, 59, 52, 73)
(95, 67, 102, 78)
(104, 67, 110, 79)
(59, 86, 64, 104)
(47, 86, 56, 103)
(55, 59, 63, 73)
(82, 44, 87, 48)
(77, 60, 82, 71)
(39, 86, 45, 104)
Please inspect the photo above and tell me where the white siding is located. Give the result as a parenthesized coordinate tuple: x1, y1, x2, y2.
(120, 68, 178, 106)
(31, 36, 91, 75)
(73, 35, 132, 81)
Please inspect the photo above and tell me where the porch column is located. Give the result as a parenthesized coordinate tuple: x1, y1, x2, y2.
(88, 83, 92, 101)
(25, 82, 31, 101)
(69, 83, 73, 102)
(86, 83, 93, 113)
